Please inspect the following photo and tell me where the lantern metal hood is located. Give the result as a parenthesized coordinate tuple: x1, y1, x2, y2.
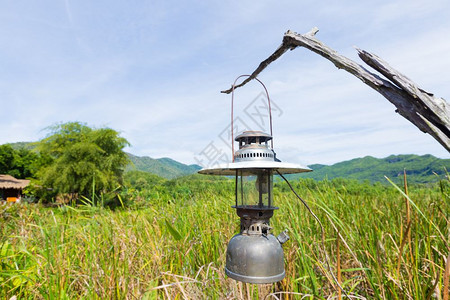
(198, 76, 312, 284)
(199, 131, 310, 176)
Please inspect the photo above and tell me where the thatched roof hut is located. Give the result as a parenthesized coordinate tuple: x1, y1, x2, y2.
(0, 175, 30, 189)
(0, 175, 30, 201)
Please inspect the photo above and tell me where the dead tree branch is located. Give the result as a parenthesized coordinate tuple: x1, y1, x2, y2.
(221, 28, 450, 152)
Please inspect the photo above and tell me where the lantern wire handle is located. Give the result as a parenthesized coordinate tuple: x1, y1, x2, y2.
(230, 75, 273, 162)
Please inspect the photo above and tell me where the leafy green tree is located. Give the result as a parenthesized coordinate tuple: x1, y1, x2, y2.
(0, 144, 44, 179)
(0, 145, 17, 176)
(37, 122, 130, 201)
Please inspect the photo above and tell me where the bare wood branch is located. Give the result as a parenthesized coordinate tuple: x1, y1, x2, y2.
(222, 28, 450, 152)
(221, 39, 292, 94)
(357, 48, 450, 137)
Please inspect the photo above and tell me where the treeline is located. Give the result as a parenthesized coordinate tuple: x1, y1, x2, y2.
(0, 144, 48, 179)
(120, 170, 450, 211)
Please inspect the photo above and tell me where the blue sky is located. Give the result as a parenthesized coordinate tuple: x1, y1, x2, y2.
(1, 0, 449, 166)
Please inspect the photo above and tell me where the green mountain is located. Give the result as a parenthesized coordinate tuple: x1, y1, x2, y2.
(297, 154, 449, 184)
(126, 153, 201, 179)
(5, 142, 448, 183)
(7, 142, 35, 150)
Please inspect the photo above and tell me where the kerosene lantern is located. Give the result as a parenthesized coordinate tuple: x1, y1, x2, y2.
(198, 76, 311, 284)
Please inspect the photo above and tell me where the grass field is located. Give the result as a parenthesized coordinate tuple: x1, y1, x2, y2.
(1, 175, 449, 299)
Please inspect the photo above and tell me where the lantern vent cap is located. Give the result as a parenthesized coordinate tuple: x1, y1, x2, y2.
(235, 131, 272, 142)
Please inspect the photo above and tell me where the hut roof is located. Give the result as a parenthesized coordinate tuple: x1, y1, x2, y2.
(0, 175, 30, 189)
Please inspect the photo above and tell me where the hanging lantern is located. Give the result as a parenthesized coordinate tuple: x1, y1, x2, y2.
(198, 76, 312, 284)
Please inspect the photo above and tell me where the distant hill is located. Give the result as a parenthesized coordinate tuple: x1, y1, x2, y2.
(7, 142, 35, 150)
(297, 154, 449, 184)
(129, 153, 449, 183)
(4, 142, 448, 183)
(126, 153, 202, 179)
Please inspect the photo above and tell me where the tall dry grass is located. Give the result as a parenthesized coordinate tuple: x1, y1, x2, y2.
(0, 176, 449, 299)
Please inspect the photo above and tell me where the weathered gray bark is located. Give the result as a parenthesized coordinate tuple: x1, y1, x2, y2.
(222, 28, 450, 152)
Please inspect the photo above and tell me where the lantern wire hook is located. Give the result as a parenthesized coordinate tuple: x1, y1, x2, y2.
(230, 75, 273, 162)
